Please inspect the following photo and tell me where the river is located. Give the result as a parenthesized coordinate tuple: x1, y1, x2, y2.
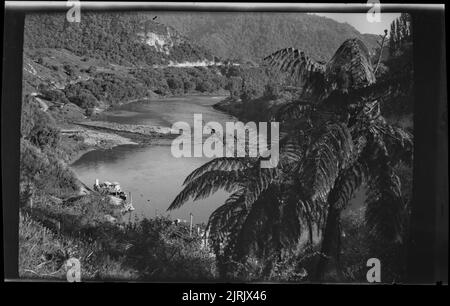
(71, 95, 365, 224)
(72, 95, 236, 224)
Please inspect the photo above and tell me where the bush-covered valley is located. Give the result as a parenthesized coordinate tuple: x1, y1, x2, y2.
(19, 12, 414, 282)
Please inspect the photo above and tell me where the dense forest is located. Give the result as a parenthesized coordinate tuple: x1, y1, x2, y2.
(24, 12, 213, 66)
(155, 12, 379, 62)
(22, 11, 385, 117)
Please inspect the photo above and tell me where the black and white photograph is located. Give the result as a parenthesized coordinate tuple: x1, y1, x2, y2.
(2, 2, 447, 288)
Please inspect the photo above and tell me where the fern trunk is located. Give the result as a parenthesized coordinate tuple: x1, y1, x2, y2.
(314, 204, 341, 281)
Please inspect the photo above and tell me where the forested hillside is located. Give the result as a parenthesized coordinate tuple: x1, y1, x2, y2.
(154, 12, 379, 62)
(24, 12, 214, 66)
(22, 12, 239, 117)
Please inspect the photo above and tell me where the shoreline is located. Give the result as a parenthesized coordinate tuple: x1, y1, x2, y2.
(68, 93, 230, 164)
(63, 124, 141, 165)
(64, 94, 233, 207)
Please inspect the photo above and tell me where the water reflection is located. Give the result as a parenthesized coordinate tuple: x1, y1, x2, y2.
(72, 96, 232, 223)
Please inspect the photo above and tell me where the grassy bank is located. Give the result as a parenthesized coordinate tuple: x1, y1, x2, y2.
(20, 89, 223, 281)
(20, 210, 217, 281)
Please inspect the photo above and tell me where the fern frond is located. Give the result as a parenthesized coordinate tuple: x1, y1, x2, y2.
(365, 165, 404, 243)
(328, 161, 368, 210)
(271, 100, 316, 122)
(379, 124, 414, 165)
(168, 170, 246, 210)
(183, 157, 254, 185)
(363, 129, 405, 243)
(233, 191, 283, 261)
(299, 122, 354, 203)
(207, 188, 248, 242)
(264, 47, 326, 97)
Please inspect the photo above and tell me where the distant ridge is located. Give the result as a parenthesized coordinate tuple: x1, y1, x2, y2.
(154, 12, 380, 62)
(24, 12, 380, 66)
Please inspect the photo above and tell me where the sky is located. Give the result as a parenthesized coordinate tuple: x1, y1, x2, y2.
(312, 13, 400, 35)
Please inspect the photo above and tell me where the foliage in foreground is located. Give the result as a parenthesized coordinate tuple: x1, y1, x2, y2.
(170, 36, 414, 282)
(20, 208, 217, 281)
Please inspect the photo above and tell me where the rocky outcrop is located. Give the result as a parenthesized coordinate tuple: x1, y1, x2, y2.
(136, 20, 184, 55)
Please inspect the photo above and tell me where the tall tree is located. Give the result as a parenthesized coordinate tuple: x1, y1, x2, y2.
(170, 38, 413, 281)
(389, 21, 397, 54)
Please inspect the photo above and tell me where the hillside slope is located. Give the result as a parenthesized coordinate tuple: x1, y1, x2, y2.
(24, 12, 214, 66)
(23, 12, 238, 117)
(24, 12, 380, 65)
(154, 12, 380, 62)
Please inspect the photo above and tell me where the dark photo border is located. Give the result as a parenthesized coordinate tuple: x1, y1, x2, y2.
(2, 1, 447, 287)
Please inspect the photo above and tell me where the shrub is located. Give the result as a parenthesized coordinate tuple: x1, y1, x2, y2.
(167, 77, 184, 92)
(20, 139, 78, 198)
(239, 68, 267, 101)
(225, 76, 242, 99)
(85, 108, 95, 117)
(183, 80, 196, 92)
(87, 65, 96, 73)
(118, 217, 217, 281)
(68, 91, 98, 109)
(197, 80, 214, 92)
(39, 88, 69, 104)
(63, 64, 78, 77)
(21, 98, 60, 148)
(264, 83, 281, 99)
(19, 212, 138, 281)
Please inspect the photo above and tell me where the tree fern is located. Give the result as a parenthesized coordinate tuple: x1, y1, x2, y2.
(170, 38, 414, 280)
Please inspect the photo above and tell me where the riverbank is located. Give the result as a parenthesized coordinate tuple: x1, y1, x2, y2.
(212, 96, 243, 118)
(69, 95, 236, 222)
(75, 121, 176, 139)
(63, 94, 229, 204)
(61, 93, 235, 221)
(21, 106, 218, 281)
(63, 126, 139, 165)
(67, 94, 230, 164)
(62, 105, 179, 165)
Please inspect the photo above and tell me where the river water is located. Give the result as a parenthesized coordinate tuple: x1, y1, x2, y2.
(72, 96, 236, 224)
(72, 95, 365, 224)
